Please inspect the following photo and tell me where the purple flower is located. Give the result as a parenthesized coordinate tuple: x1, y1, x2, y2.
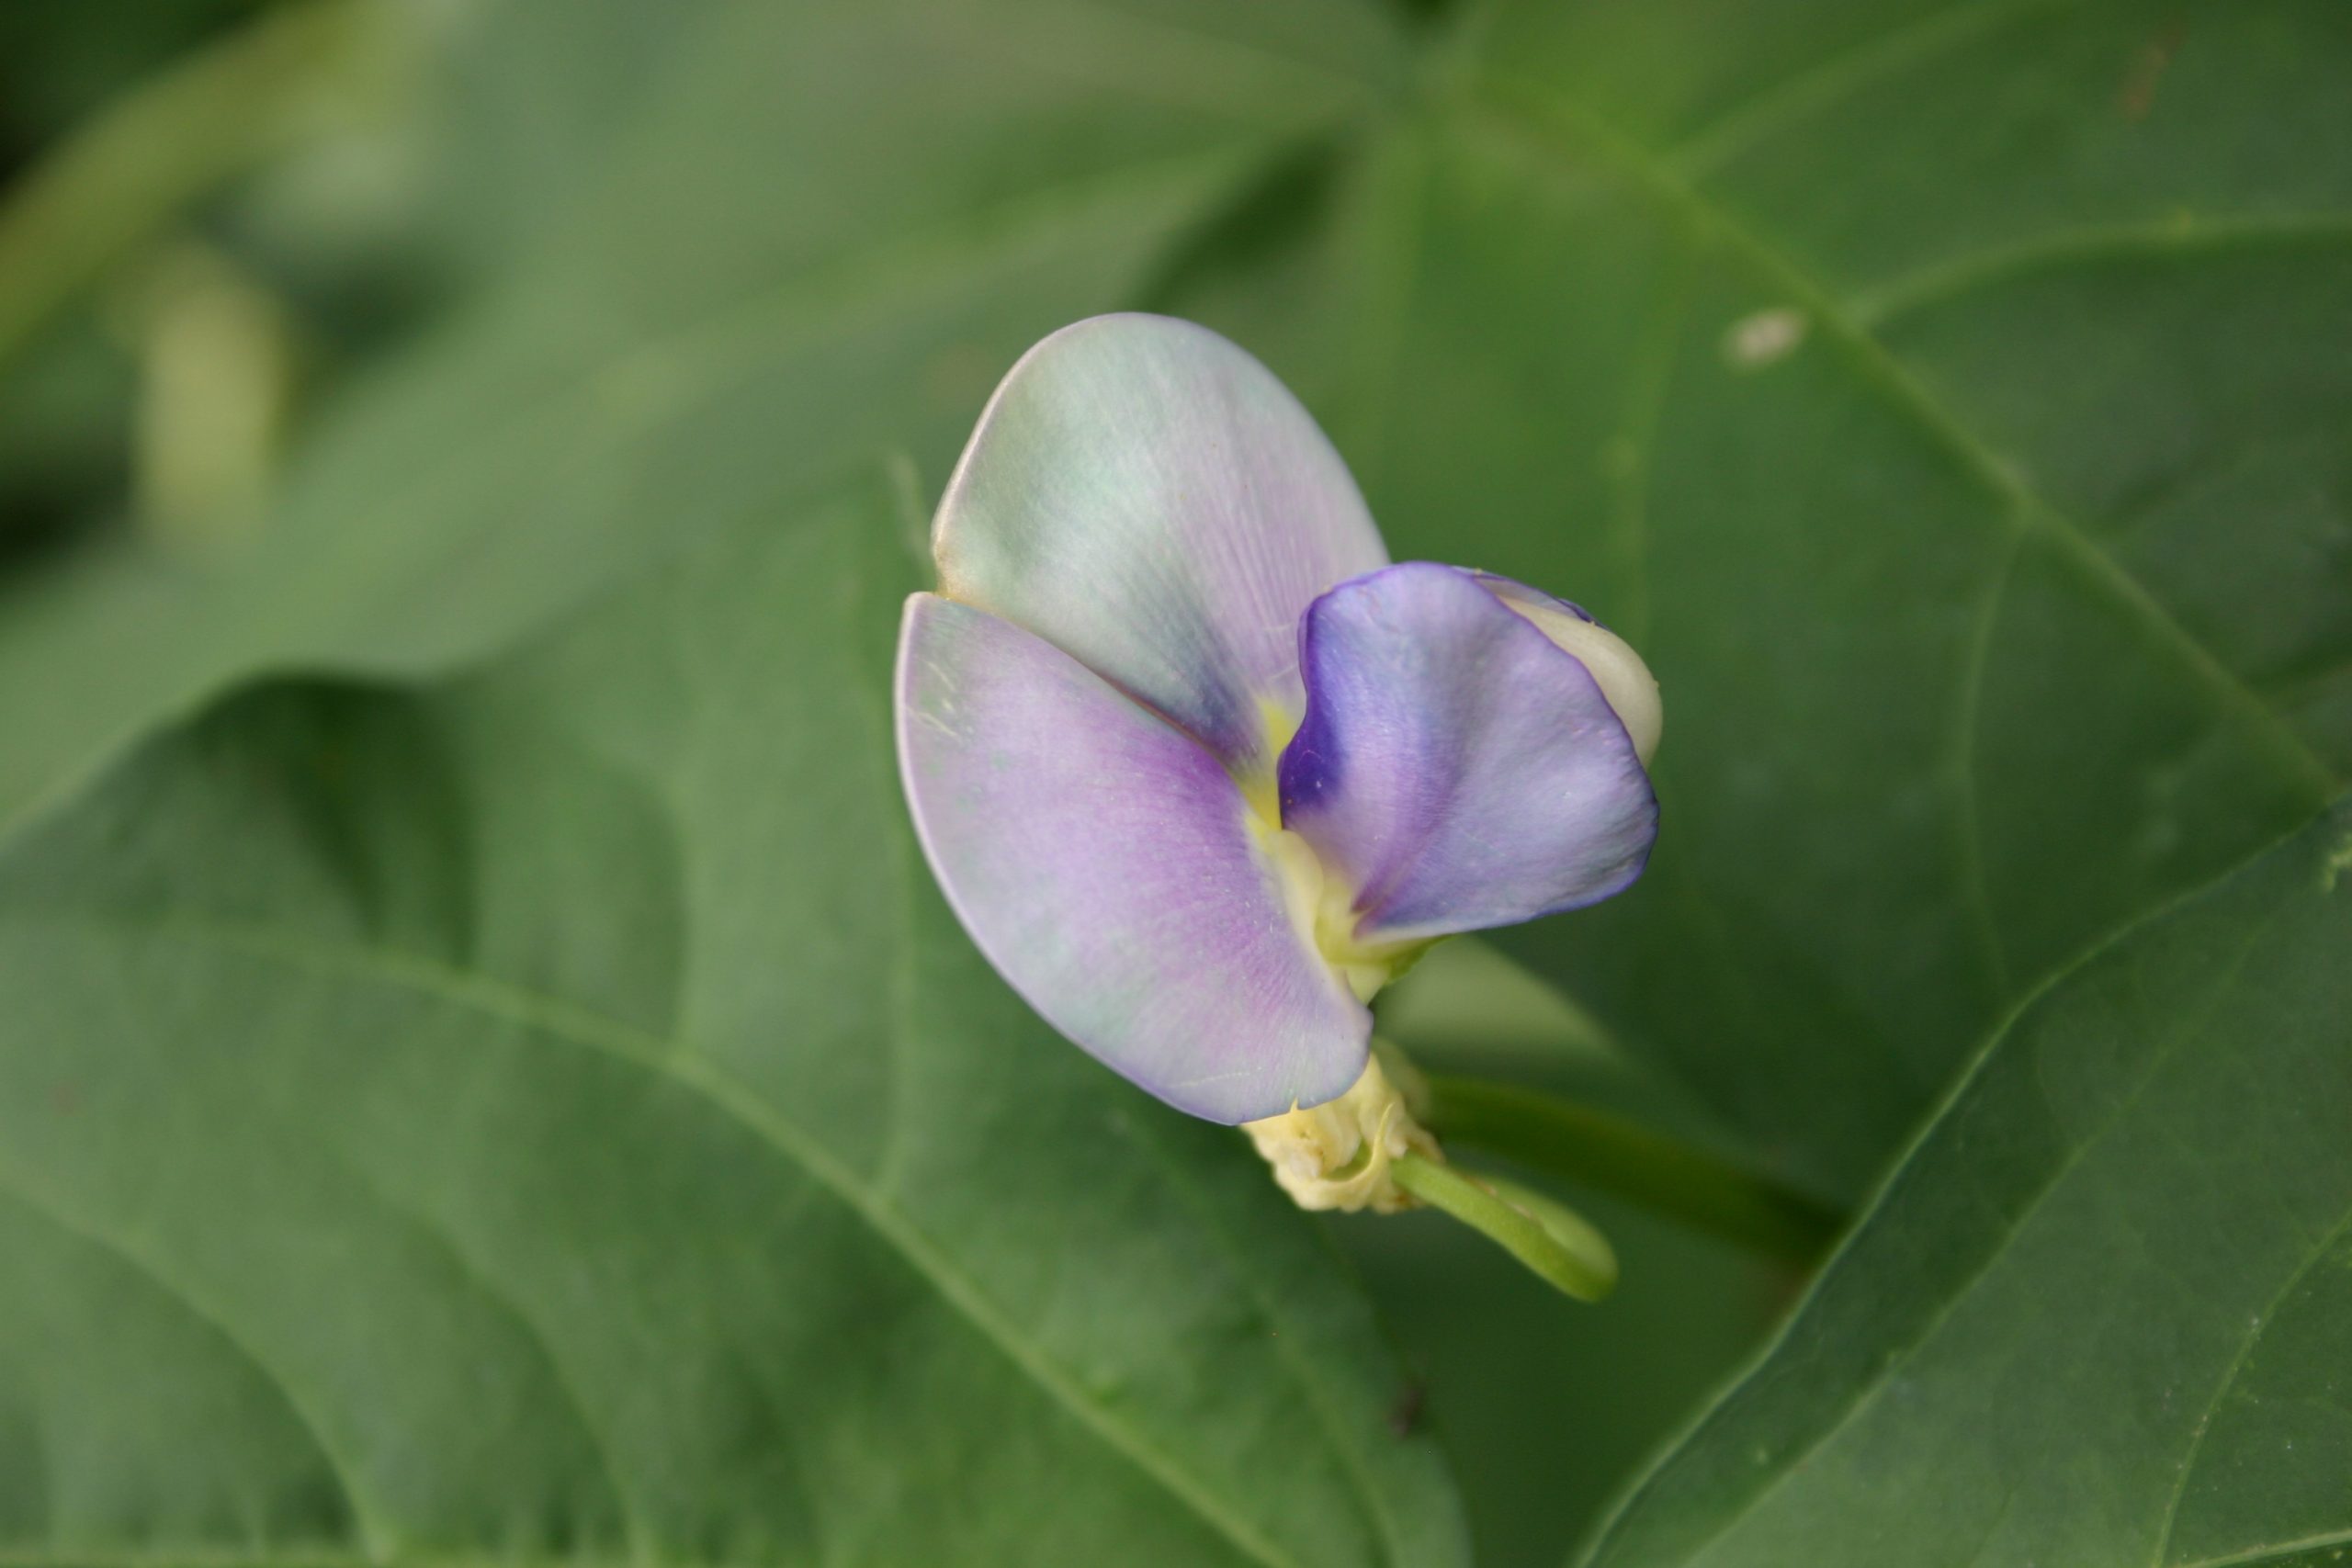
(896, 315, 1659, 1130)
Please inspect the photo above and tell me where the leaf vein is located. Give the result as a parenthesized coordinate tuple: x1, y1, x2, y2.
(2172, 1525, 2352, 1568)
(305, 1145, 649, 1561)
(1849, 211, 2352, 331)
(1666, 0, 2076, 177)
(1471, 86, 2342, 811)
(54, 915, 1304, 1568)
(0, 1178, 392, 1559)
(2148, 1200, 2352, 1568)
(1116, 1112, 1409, 1568)
(1624, 902, 2280, 1568)
(1952, 532, 2022, 1000)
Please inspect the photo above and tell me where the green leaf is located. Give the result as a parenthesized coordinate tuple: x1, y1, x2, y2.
(10, 6, 2348, 1558)
(9, 0, 2352, 1260)
(1162, 0, 2352, 1193)
(1580, 798, 2352, 1568)
(0, 469, 1466, 1567)
(1336, 1188, 1781, 1568)
(0, 0, 1400, 825)
(1312, 942, 1791, 1565)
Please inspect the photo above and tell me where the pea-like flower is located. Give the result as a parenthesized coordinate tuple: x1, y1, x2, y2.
(896, 315, 1659, 1213)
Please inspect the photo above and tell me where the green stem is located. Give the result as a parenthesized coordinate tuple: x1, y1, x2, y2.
(0, 0, 399, 372)
(1420, 1074, 1843, 1265)
(1390, 1150, 1618, 1303)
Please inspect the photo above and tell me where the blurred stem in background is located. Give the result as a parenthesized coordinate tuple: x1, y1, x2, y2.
(1420, 1074, 1844, 1266)
(0, 0, 429, 555)
(124, 241, 299, 543)
(0, 0, 407, 375)
(1378, 940, 1846, 1265)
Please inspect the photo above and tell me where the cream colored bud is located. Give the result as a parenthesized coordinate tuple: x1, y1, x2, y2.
(1493, 596, 1662, 765)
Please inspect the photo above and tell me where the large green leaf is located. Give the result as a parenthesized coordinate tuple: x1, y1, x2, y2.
(8, 0, 2347, 1204)
(7, 6, 2349, 1560)
(0, 0, 1400, 824)
(1351, 942, 1792, 1568)
(1336, 1193, 1779, 1568)
(1582, 797, 2352, 1568)
(0, 469, 1466, 1567)
(1163, 0, 2352, 1193)
(4, 0, 2348, 1393)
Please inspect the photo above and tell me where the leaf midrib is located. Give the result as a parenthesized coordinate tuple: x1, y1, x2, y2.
(15, 914, 1307, 1568)
(1468, 82, 2341, 807)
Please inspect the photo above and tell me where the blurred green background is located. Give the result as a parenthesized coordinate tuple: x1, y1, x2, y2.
(1, 2, 2346, 1565)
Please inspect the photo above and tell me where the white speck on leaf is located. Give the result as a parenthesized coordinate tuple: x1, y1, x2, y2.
(2319, 829, 2352, 892)
(1724, 307, 1808, 370)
